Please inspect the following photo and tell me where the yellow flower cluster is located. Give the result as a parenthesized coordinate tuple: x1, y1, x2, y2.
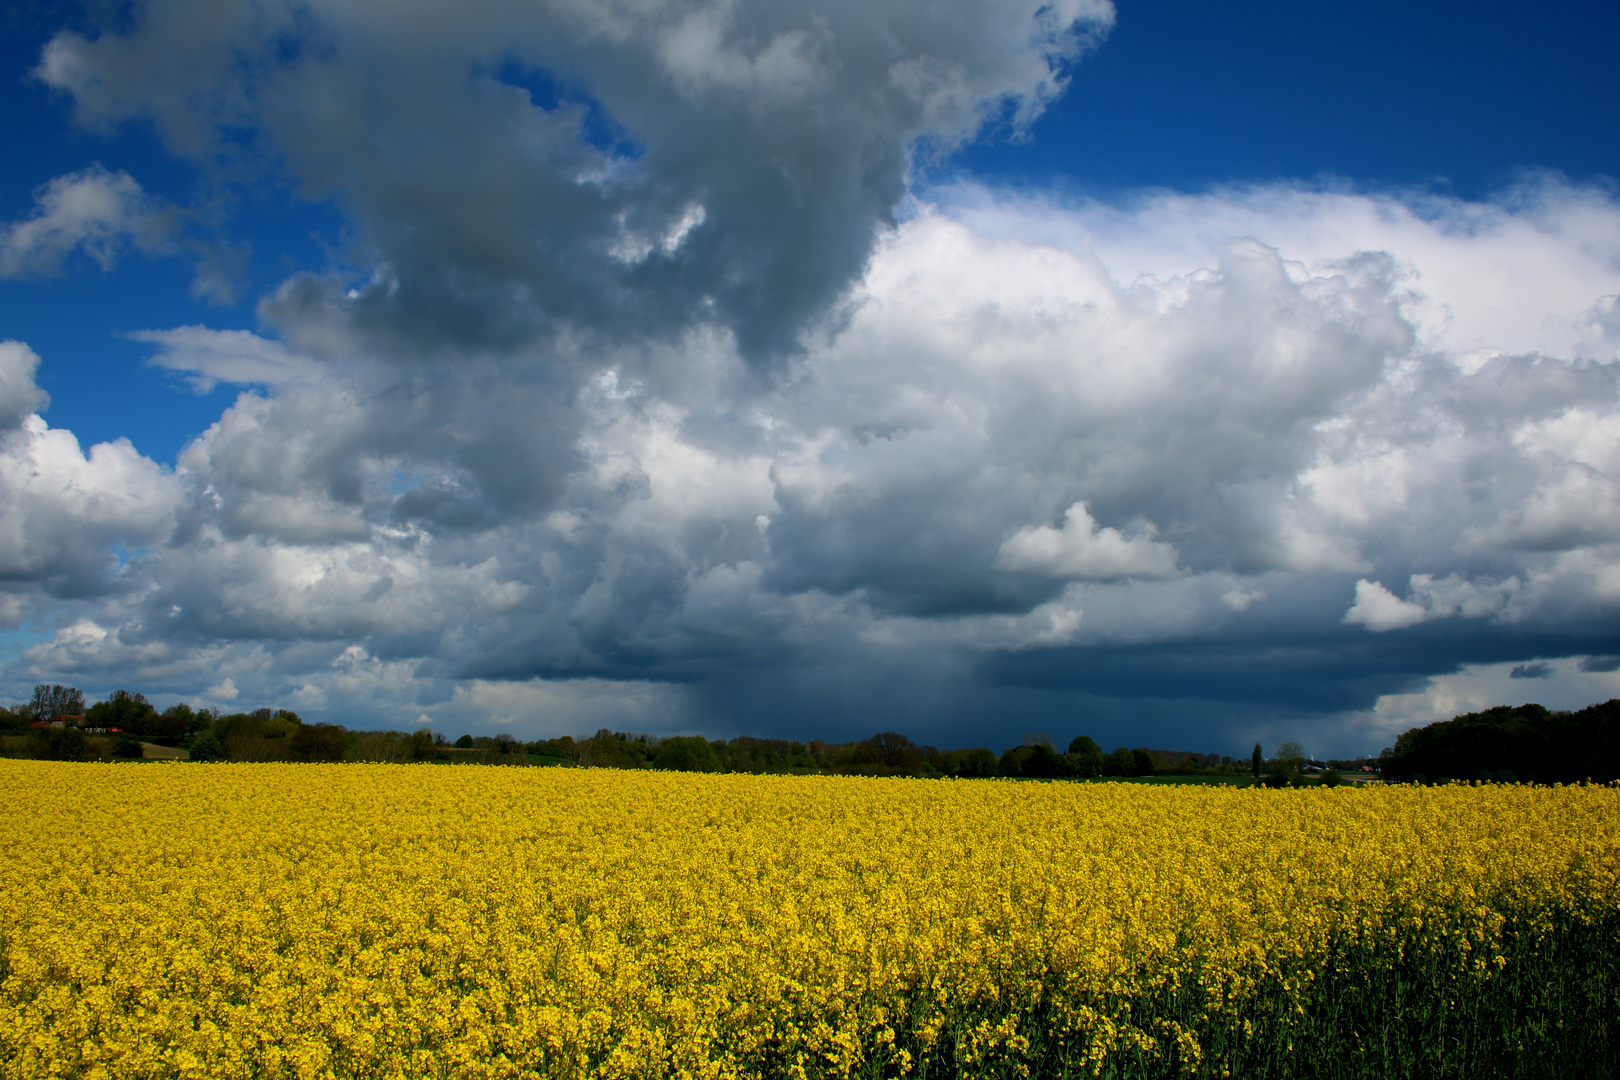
(1, 762, 1615, 1079)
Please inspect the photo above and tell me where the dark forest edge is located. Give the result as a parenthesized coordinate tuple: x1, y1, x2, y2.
(4, 684, 1618, 785)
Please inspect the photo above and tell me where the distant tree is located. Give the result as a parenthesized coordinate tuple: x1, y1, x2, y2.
(0, 706, 22, 732)
(576, 730, 646, 769)
(1379, 700, 1620, 784)
(940, 747, 998, 777)
(87, 690, 158, 735)
(788, 742, 817, 770)
(188, 732, 223, 761)
(1031, 743, 1075, 778)
(112, 734, 145, 759)
(1102, 746, 1133, 776)
(1130, 748, 1155, 776)
(210, 712, 283, 761)
(29, 684, 86, 722)
(1252, 743, 1262, 778)
(28, 725, 89, 761)
(654, 736, 720, 772)
(406, 728, 435, 762)
(455, 734, 475, 748)
(291, 722, 349, 762)
(261, 713, 300, 739)
(1277, 741, 1307, 770)
(860, 732, 923, 772)
(156, 702, 202, 741)
(1318, 769, 1344, 788)
(1266, 742, 1307, 787)
(1067, 736, 1104, 777)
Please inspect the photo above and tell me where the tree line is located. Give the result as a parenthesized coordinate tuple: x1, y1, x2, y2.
(3, 685, 1279, 777)
(28, 681, 1609, 785)
(1378, 699, 1620, 784)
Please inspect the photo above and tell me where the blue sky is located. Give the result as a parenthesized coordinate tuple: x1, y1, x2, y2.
(1, 0, 1617, 753)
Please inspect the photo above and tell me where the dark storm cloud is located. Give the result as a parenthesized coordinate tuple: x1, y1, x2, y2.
(39, 0, 1112, 359)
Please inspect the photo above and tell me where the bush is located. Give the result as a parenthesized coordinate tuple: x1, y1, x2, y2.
(188, 733, 223, 761)
(113, 735, 146, 759)
(27, 726, 89, 761)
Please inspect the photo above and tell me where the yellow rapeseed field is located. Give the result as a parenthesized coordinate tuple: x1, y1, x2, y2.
(1, 761, 1616, 1079)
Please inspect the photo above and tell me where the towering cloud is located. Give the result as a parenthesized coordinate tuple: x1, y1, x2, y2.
(3, 1, 1618, 753)
(39, 0, 1112, 358)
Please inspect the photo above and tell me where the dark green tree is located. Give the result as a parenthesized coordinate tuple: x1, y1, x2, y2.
(291, 723, 349, 762)
(855, 732, 923, 773)
(406, 728, 435, 762)
(1067, 735, 1104, 777)
(1252, 743, 1262, 778)
(156, 702, 204, 741)
(87, 690, 158, 735)
(1379, 700, 1620, 784)
(940, 747, 998, 777)
(28, 725, 89, 760)
(654, 736, 720, 772)
(188, 732, 223, 761)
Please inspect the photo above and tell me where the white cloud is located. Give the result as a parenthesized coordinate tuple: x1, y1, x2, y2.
(0, 342, 50, 431)
(1221, 587, 1266, 611)
(1343, 579, 1428, 631)
(1407, 573, 1520, 620)
(7, 0, 1620, 747)
(1355, 658, 1620, 743)
(0, 415, 180, 595)
(998, 502, 1180, 579)
(0, 166, 174, 278)
(8, 176, 1620, 741)
(132, 327, 321, 394)
(940, 177, 1620, 362)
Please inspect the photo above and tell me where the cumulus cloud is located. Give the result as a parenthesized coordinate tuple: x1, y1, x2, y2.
(10, 178, 1620, 744)
(0, 348, 180, 607)
(7, 0, 1620, 750)
(941, 177, 1620, 362)
(998, 502, 1180, 579)
(0, 166, 175, 278)
(0, 342, 50, 431)
(37, 0, 1113, 358)
(1343, 579, 1429, 632)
